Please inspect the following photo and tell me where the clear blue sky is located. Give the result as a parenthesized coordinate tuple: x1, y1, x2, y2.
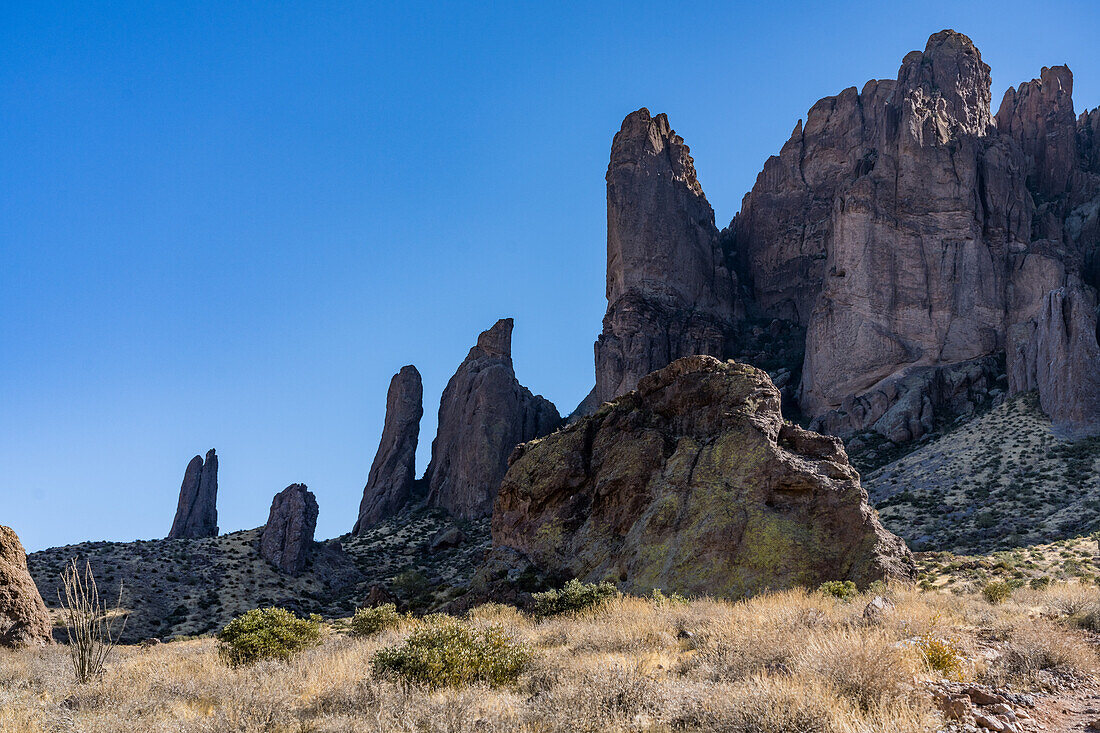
(4, 1, 1098, 552)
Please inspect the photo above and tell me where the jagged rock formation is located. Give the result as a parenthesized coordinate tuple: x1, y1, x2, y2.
(589, 30, 1099, 441)
(260, 484, 318, 574)
(425, 319, 561, 519)
(0, 526, 52, 647)
(593, 109, 741, 404)
(494, 356, 914, 597)
(168, 449, 218, 539)
(353, 365, 423, 533)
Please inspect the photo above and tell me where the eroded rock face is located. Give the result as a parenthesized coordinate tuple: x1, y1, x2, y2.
(1008, 285, 1100, 438)
(354, 365, 423, 533)
(593, 109, 741, 404)
(168, 449, 218, 539)
(260, 484, 318, 575)
(0, 526, 51, 648)
(425, 319, 561, 519)
(494, 356, 914, 597)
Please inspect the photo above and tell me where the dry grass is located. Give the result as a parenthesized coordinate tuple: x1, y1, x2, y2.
(1, 585, 1097, 732)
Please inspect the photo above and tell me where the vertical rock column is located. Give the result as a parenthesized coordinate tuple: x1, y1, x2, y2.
(168, 448, 219, 539)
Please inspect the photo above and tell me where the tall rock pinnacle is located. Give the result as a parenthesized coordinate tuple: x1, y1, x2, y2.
(167, 449, 218, 539)
(593, 108, 741, 404)
(353, 365, 423, 533)
(425, 318, 561, 519)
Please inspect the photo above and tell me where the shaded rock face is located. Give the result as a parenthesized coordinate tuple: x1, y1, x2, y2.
(594, 109, 741, 404)
(260, 484, 319, 575)
(425, 319, 561, 519)
(1008, 286, 1100, 438)
(168, 449, 218, 539)
(353, 365, 423, 533)
(0, 526, 52, 648)
(494, 356, 914, 597)
(716, 29, 1100, 440)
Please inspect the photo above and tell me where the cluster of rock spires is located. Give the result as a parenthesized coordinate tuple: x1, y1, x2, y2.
(588, 30, 1100, 442)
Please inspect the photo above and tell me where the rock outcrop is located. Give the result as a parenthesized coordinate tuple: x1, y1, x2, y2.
(494, 356, 914, 597)
(593, 109, 741, 405)
(259, 484, 318, 574)
(168, 449, 218, 539)
(705, 29, 1100, 440)
(353, 365, 423, 533)
(425, 319, 561, 519)
(0, 526, 52, 647)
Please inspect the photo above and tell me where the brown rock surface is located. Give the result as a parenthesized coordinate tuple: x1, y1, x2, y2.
(0, 526, 52, 647)
(353, 365, 423, 533)
(259, 484, 319, 575)
(425, 319, 561, 519)
(593, 109, 741, 404)
(494, 356, 914, 597)
(168, 449, 219, 539)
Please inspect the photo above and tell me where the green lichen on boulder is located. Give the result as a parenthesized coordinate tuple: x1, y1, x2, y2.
(492, 356, 913, 598)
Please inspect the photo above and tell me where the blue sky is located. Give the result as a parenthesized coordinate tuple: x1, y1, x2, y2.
(3, 1, 1099, 552)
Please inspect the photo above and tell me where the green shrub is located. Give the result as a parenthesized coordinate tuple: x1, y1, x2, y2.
(982, 581, 1012, 605)
(915, 633, 965, 680)
(532, 579, 620, 618)
(649, 588, 689, 606)
(350, 603, 402, 637)
(371, 619, 529, 687)
(817, 580, 858, 602)
(216, 608, 322, 666)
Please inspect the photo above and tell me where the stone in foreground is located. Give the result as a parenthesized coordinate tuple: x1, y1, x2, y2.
(494, 356, 913, 597)
(0, 526, 52, 647)
(168, 448, 219, 539)
(260, 483, 319, 575)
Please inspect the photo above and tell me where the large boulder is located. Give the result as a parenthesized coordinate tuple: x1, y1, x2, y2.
(259, 484, 319, 575)
(493, 356, 914, 597)
(353, 365, 423, 533)
(425, 318, 561, 519)
(0, 526, 52, 647)
(168, 449, 219, 539)
(593, 108, 742, 405)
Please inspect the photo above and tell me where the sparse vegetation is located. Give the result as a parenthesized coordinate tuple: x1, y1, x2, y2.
(371, 617, 530, 687)
(532, 579, 620, 618)
(216, 607, 322, 666)
(57, 559, 127, 684)
(982, 580, 1012, 604)
(816, 580, 857, 602)
(350, 603, 402, 637)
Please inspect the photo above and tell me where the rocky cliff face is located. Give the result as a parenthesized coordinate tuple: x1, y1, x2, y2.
(425, 319, 561, 519)
(494, 356, 913, 597)
(593, 109, 741, 404)
(260, 484, 318, 575)
(168, 449, 218, 539)
(0, 526, 52, 648)
(353, 365, 423, 533)
(593, 30, 1099, 441)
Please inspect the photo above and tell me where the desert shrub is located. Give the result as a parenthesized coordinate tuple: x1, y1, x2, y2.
(649, 588, 689, 606)
(217, 608, 322, 666)
(982, 581, 1012, 604)
(816, 580, 857, 602)
(1029, 576, 1052, 590)
(350, 604, 402, 637)
(371, 619, 530, 687)
(915, 633, 965, 680)
(993, 622, 1098, 684)
(794, 631, 911, 710)
(532, 579, 619, 618)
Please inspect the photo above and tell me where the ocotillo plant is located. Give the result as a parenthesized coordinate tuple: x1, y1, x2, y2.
(58, 559, 127, 683)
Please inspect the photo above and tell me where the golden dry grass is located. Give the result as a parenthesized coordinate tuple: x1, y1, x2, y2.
(1, 585, 1097, 732)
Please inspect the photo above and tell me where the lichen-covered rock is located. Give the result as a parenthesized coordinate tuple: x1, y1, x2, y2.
(168, 449, 218, 539)
(493, 356, 914, 598)
(0, 526, 52, 647)
(593, 108, 741, 405)
(354, 365, 423, 533)
(260, 484, 318, 575)
(425, 318, 561, 519)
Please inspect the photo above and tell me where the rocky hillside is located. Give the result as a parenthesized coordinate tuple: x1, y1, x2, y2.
(27, 506, 489, 642)
(864, 392, 1100, 553)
